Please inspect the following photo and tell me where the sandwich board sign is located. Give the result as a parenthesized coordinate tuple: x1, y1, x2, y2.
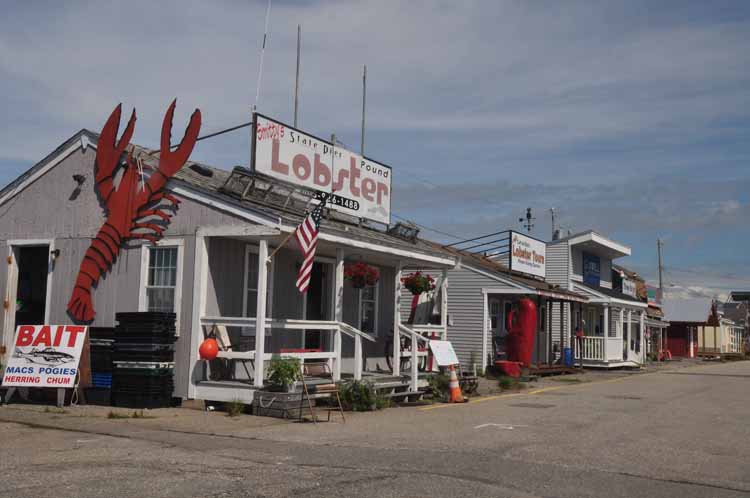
(429, 340, 459, 366)
(2, 325, 87, 388)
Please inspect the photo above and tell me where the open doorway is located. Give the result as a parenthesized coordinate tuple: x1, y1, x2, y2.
(3, 243, 52, 356)
(303, 262, 332, 350)
(14, 246, 51, 326)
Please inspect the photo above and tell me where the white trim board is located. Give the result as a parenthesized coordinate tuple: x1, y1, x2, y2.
(461, 263, 529, 291)
(138, 238, 185, 335)
(170, 183, 282, 227)
(0, 141, 87, 208)
(2, 239, 55, 354)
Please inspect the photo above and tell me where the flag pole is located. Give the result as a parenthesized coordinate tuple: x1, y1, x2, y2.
(266, 230, 295, 262)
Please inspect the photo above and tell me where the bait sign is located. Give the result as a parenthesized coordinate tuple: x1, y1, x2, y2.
(2, 325, 87, 387)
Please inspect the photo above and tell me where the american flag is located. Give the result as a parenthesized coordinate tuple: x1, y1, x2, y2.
(294, 193, 330, 293)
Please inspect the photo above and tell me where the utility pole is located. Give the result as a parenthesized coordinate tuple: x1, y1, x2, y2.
(657, 237, 665, 357)
(294, 24, 301, 127)
(550, 208, 557, 240)
(657, 238, 664, 298)
(360, 64, 367, 155)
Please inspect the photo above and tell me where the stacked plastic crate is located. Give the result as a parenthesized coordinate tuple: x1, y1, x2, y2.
(87, 327, 115, 405)
(111, 312, 177, 409)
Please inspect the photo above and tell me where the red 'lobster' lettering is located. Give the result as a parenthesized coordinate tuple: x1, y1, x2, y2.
(67, 100, 201, 322)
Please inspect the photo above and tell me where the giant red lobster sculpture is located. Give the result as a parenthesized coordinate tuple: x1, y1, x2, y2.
(67, 100, 201, 322)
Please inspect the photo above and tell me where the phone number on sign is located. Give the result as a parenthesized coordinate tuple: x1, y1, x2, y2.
(316, 193, 360, 211)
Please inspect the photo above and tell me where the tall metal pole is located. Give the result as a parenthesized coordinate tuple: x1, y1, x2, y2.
(657, 238, 665, 358)
(657, 239, 664, 296)
(294, 24, 301, 128)
(550, 208, 556, 239)
(360, 64, 367, 155)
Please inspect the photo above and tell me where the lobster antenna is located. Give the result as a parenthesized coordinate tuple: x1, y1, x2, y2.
(254, 0, 272, 112)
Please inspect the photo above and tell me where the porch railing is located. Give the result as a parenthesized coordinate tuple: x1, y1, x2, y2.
(580, 336, 605, 361)
(398, 323, 432, 392)
(199, 317, 376, 383)
(408, 324, 447, 341)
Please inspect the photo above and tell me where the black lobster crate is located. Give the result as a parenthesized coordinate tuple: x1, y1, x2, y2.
(111, 392, 175, 409)
(112, 343, 174, 362)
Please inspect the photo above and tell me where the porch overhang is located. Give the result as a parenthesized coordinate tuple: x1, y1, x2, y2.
(572, 282, 647, 309)
(645, 318, 670, 328)
(279, 224, 456, 268)
(565, 231, 631, 260)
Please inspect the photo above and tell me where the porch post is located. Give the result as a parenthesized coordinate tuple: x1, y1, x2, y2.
(188, 233, 208, 399)
(603, 305, 610, 362)
(481, 290, 489, 373)
(627, 309, 632, 362)
(565, 302, 572, 363)
(440, 269, 448, 341)
(253, 239, 269, 388)
(639, 311, 645, 364)
(393, 261, 403, 377)
(334, 248, 344, 381)
(560, 302, 566, 351)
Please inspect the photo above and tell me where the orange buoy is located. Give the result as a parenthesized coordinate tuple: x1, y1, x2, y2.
(199, 338, 219, 360)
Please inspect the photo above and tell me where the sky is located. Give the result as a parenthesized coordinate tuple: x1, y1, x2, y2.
(1, 0, 748, 301)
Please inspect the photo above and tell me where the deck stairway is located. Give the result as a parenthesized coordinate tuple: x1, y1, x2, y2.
(346, 372, 433, 402)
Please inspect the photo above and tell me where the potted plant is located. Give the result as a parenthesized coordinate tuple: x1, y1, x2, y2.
(267, 356, 302, 392)
(344, 262, 380, 289)
(401, 271, 436, 295)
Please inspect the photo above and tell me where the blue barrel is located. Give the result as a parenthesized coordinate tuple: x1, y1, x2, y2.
(563, 347, 573, 367)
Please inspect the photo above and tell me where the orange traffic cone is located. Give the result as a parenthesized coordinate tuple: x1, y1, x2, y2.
(448, 365, 466, 403)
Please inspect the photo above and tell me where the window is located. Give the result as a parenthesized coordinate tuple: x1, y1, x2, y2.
(146, 247, 178, 312)
(359, 284, 378, 334)
(244, 250, 259, 317)
(242, 245, 274, 323)
(140, 240, 183, 330)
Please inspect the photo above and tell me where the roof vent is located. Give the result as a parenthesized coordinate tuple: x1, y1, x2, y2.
(189, 164, 213, 177)
(387, 221, 420, 242)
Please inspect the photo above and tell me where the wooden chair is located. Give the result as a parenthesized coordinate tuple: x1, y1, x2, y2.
(208, 325, 254, 382)
(299, 360, 345, 424)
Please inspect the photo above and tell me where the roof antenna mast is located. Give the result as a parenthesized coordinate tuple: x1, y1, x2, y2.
(519, 207, 535, 234)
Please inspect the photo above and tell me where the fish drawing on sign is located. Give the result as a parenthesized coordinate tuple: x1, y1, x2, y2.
(13, 347, 76, 365)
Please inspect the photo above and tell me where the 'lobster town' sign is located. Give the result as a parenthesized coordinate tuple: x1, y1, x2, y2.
(67, 101, 201, 322)
(252, 113, 392, 225)
(509, 231, 546, 279)
(2, 325, 87, 388)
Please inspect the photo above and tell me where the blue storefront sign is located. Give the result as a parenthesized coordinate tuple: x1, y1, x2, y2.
(583, 252, 601, 287)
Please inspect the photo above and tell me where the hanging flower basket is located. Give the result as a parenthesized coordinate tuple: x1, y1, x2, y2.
(345, 262, 380, 289)
(401, 271, 436, 296)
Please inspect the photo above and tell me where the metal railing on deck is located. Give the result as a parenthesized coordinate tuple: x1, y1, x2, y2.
(199, 317, 375, 382)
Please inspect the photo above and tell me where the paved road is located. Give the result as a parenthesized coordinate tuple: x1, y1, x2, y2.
(1, 361, 749, 497)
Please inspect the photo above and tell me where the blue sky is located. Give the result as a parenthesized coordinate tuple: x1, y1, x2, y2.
(1, 0, 748, 300)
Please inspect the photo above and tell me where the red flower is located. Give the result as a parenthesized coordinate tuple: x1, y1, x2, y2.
(345, 262, 380, 288)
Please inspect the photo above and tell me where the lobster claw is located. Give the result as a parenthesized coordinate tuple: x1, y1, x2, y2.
(96, 104, 136, 203)
(159, 99, 202, 177)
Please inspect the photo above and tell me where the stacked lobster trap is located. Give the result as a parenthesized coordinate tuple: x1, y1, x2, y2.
(111, 312, 178, 409)
(87, 327, 116, 405)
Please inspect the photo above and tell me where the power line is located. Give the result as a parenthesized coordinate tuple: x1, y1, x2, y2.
(391, 213, 465, 241)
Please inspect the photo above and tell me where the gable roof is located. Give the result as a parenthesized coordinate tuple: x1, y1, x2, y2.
(0, 129, 95, 208)
(0, 129, 455, 266)
(427, 242, 588, 302)
(663, 298, 714, 323)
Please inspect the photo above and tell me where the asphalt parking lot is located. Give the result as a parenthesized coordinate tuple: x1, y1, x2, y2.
(1, 360, 749, 498)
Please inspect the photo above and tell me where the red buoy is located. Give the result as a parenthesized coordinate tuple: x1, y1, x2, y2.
(199, 338, 219, 360)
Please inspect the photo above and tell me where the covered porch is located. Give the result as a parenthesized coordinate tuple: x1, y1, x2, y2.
(572, 283, 648, 368)
(186, 225, 454, 403)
